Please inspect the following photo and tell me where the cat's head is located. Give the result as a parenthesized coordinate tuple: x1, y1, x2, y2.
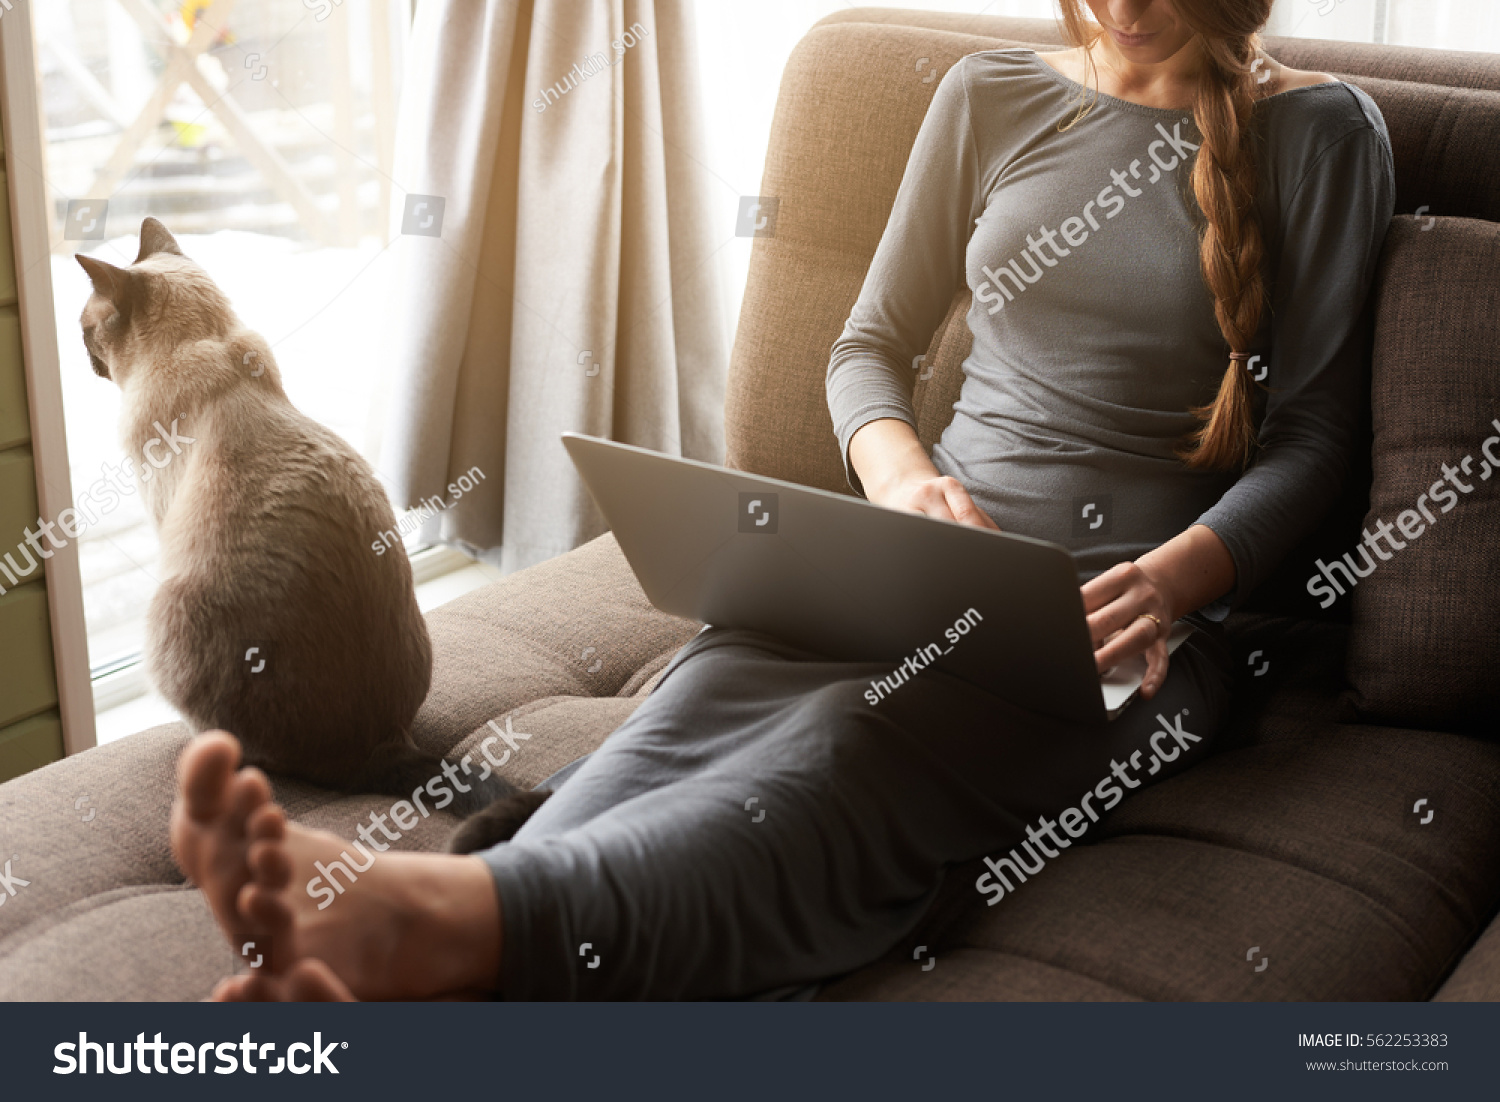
(76, 218, 236, 387)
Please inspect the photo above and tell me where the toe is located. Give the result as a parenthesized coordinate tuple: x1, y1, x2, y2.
(247, 802, 286, 843)
(226, 767, 273, 830)
(286, 959, 358, 1002)
(209, 974, 263, 1002)
(248, 837, 292, 892)
(177, 731, 243, 823)
(239, 879, 297, 972)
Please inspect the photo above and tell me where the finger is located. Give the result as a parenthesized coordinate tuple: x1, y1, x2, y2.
(943, 483, 999, 530)
(1139, 641, 1170, 700)
(1094, 617, 1156, 673)
(1089, 600, 1152, 650)
(1080, 563, 1135, 616)
(910, 486, 959, 524)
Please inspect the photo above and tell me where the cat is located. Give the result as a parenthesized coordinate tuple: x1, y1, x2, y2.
(446, 788, 552, 853)
(77, 217, 529, 821)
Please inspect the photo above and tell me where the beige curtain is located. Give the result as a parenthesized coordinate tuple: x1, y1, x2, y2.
(380, 0, 727, 573)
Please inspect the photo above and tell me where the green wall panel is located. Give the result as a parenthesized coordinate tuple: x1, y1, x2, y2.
(0, 711, 64, 784)
(0, 308, 29, 451)
(0, 448, 43, 588)
(0, 105, 64, 778)
(0, 170, 15, 305)
(0, 583, 58, 729)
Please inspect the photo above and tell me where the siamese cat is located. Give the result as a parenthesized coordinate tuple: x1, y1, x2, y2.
(77, 217, 535, 823)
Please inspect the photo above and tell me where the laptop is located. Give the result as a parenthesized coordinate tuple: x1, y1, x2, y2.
(562, 433, 1193, 725)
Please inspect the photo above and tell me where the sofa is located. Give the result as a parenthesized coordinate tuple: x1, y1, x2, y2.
(1, 10, 1497, 1001)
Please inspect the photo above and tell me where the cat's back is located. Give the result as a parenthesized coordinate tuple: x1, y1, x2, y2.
(166, 384, 399, 564)
(145, 370, 432, 756)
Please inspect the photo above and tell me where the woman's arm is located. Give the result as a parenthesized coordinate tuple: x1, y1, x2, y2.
(850, 417, 999, 530)
(1083, 524, 1237, 700)
(1191, 112, 1396, 615)
(826, 60, 984, 498)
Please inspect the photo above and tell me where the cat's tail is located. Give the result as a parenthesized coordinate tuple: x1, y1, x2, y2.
(445, 789, 554, 854)
(353, 738, 527, 819)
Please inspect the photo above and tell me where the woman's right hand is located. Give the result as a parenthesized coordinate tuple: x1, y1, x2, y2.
(872, 473, 1000, 530)
(849, 417, 1000, 531)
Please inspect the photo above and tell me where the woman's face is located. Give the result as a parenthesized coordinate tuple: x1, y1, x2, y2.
(1085, 0, 1199, 64)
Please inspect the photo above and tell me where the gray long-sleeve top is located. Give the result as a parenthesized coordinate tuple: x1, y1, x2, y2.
(826, 49, 1395, 618)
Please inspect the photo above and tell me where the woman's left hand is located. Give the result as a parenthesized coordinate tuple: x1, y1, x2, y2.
(1081, 560, 1177, 701)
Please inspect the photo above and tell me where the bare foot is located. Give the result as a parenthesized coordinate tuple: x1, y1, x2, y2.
(210, 958, 357, 1002)
(171, 731, 504, 1001)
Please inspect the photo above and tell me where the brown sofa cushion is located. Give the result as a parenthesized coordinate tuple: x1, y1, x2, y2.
(1343, 216, 1500, 732)
(412, 532, 699, 758)
(824, 721, 1500, 1001)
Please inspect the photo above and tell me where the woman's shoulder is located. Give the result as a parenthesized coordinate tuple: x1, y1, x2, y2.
(1258, 67, 1388, 147)
(950, 47, 1062, 89)
(1257, 68, 1391, 188)
(942, 48, 1082, 124)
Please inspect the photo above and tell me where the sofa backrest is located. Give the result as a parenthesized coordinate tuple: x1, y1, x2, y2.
(724, 10, 1500, 498)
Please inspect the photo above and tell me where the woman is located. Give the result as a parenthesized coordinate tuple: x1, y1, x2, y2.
(171, 0, 1394, 1001)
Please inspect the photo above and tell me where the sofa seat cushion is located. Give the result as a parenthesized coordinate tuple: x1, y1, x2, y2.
(0, 695, 660, 999)
(0, 535, 697, 999)
(824, 948, 1141, 1002)
(823, 722, 1500, 1001)
(0, 887, 233, 1002)
(412, 532, 701, 758)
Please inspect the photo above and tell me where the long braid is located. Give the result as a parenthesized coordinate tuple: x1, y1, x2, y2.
(1181, 35, 1267, 469)
(1056, 2, 1275, 471)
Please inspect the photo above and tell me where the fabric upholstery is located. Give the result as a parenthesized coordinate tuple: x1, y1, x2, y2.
(829, 11, 1500, 93)
(824, 620, 1500, 1002)
(823, 949, 1141, 1002)
(0, 533, 698, 1000)
(410, 531, 700, 760)
(1343, 216, 1500, 732)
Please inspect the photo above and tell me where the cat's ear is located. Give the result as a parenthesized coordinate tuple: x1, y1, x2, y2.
(135, 217, 183, 262)
(76, 255, 137, 308)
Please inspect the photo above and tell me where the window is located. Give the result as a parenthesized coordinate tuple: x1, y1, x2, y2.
(36, 0, 488, 740)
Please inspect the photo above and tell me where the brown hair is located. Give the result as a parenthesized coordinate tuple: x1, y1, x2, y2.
(1056, 1, 1275, 470)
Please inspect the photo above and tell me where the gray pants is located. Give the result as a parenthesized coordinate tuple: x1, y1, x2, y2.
(481, 619, 1234, 999)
